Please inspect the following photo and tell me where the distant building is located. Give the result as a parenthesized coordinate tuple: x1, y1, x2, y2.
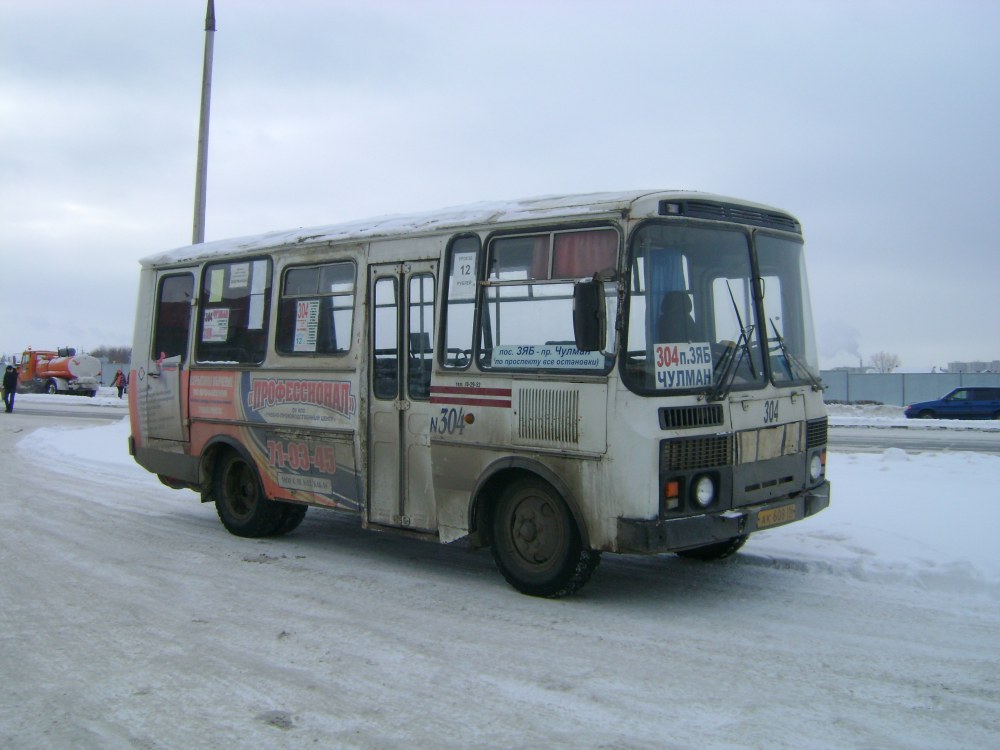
(946, 360, 1000, 373)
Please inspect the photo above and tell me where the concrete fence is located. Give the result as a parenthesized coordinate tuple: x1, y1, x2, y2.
(100, 361, 129, 387)
(820, 371, 1000, 406)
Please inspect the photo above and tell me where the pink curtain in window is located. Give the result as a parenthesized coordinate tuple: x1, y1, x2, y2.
(552, 229, 618, 278)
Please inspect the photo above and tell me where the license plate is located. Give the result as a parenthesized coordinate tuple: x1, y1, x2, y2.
(757, 504, 797, 529)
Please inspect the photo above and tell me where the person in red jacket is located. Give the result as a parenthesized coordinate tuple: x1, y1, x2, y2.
(112, 368, 127, 399)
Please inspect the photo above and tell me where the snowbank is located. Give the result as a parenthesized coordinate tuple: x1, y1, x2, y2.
(826, 402, 1000, 430)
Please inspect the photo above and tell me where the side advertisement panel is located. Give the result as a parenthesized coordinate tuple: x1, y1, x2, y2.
(188, 370, 362, 512)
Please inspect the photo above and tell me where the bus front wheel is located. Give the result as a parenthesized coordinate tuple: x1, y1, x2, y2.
(491, 478, 600, 598)
(214, 452, 304, 537)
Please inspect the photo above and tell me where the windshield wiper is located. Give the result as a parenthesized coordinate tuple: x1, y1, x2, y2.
(768, 318, 824, 391)
(708, 325, 754, 401)
(708, 280, 757, 401)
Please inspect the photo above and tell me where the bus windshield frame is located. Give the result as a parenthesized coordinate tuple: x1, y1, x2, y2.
(620, 220, 820, 397)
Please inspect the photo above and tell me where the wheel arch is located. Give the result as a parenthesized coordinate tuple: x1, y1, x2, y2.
(197, 435, 258, 504)
(467, 457, 591, 551)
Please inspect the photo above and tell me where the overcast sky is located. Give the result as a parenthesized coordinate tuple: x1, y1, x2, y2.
(2, 0, 997, 371)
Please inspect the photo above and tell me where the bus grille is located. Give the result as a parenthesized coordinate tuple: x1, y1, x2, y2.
(661, 435, 733, 471)
(518, 388, 580, 443)
(806, 417, 828, 448)
(659, 404, 724, 430)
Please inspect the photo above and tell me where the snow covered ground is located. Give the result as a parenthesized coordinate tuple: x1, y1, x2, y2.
(2, 395, 998, 748)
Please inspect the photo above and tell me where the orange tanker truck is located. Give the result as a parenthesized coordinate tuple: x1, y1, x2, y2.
(17, 347, 101, 397)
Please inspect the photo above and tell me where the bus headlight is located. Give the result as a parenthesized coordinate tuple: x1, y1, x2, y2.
(809, 452, 824, 482)
(692, 475, 716, 508)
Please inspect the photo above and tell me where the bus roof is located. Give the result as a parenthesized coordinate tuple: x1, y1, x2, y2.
(140, 189, 792, 268)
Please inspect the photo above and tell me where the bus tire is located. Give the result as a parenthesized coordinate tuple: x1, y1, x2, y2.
(491, 477, 600, 598)
(273, 503, 308, 536)
(675, 534, 749, 561)
(213, 452, 286, 538)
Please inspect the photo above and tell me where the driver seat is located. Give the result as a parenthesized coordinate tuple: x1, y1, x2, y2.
(656, 291, 695, 342)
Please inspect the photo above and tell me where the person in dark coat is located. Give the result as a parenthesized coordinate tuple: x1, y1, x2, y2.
(3, 365, 18, 412)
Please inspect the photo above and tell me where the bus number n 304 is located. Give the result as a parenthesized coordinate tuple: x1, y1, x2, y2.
(431, 407, 466, 436)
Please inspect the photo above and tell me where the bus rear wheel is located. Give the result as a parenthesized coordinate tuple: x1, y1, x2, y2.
(491, 478, 600, 598)
(214, 452, 302, 538)
(675, 534, 748, 561)
(273, 502, 308, 535)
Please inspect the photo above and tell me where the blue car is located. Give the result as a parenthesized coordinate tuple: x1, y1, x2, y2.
(904, 387, 1000, 420)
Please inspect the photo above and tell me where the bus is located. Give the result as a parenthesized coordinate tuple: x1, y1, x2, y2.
(128, 190, 831, 597)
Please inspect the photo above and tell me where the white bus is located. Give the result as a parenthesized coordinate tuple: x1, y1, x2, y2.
(128, 190, 830, 597)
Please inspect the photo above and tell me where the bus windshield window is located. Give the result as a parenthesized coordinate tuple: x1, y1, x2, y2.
(756, 233, 820, 385)
(478, 228, 618, 372)
(623, 224, 765, 394)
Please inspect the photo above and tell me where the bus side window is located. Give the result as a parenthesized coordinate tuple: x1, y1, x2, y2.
(373, 277, 399, 399)
(276, 261, 356, 355)
(408, 273, 435, 399)
(196, 258, 272, 365)
(477, 228, 617, 372)
(153, 274, 194, 361)
(442, 236, 479, 369)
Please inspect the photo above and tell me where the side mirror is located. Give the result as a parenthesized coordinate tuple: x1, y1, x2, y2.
(573, 279, 606, 352)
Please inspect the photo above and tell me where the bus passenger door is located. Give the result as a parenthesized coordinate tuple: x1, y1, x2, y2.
(368, 261, 438, 532)
(143, 272, 195, 443)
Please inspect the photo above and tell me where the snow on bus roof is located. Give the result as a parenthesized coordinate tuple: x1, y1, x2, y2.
(140, 189, 781, 267)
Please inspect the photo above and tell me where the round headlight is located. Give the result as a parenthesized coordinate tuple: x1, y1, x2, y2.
(809, 454, 823, 482)
(693, 475, 716, 508)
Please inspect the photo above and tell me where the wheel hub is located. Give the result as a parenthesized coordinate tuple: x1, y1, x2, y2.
(511, 498, 559, 564)
(516, 518, 538, 543)
(225, 463, 257, 518)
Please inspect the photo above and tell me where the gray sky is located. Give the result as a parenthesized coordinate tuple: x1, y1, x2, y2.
(2, 0, 998, 371)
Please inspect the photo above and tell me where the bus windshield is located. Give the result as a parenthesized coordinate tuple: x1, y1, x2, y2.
(622, 223, 819, 396)
(756, 232, 821, 388)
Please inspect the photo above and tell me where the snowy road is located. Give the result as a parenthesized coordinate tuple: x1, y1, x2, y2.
(2, 411, 999, 749)
(829, 425, 1000, 454)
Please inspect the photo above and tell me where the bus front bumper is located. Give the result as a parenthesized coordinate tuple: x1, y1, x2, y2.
(615, 481, 831, 554)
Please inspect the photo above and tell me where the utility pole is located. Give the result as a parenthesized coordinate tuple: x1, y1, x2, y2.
(192, 0, 216, 244)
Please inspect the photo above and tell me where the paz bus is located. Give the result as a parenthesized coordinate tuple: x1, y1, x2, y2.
(128, 190, 830, 597)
